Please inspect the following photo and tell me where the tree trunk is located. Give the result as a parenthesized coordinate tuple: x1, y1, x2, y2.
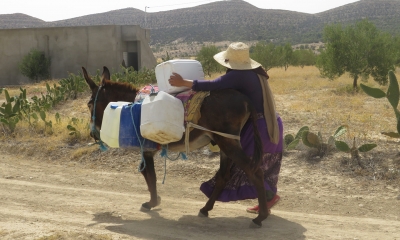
(353, 75, 359, 90)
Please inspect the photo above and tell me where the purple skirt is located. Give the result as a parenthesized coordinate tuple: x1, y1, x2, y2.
(200, 115, 283, 202)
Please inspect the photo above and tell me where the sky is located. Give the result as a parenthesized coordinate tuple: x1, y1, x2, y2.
(1, 0, 360, 22)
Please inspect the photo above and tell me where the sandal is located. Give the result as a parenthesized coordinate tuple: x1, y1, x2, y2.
(246, 205, 259, 214)
(246, 194, 280, 214)
(267, 194, 280, 209)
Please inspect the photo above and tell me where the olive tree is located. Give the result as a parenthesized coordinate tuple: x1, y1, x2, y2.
(280, 43, 294, 71)
(196, 45, 224, 76)
(317, 20, 397, 89)
(250, 42, 284, 71)
(292, 49, 316, 68)
(394, 36, 400, 67)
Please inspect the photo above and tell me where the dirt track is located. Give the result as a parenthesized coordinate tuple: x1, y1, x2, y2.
(0, 149, 399, 240)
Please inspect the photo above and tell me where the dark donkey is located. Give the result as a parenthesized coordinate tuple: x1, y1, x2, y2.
(83, 66, 269, 227)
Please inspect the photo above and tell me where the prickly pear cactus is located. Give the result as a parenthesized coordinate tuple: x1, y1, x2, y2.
(302, 131, 321, 148)
(335, 137, 377, 167)
(301, 125, 348, 158)
(284, 126, 309, 150)
(0, 89, 22, 132)
(284, 134, 295, 146)
(360, 71, 400, 138)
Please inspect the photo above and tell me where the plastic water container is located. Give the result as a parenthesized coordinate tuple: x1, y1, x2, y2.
(119, 102, 158, 149)
(100, 101, 131, 148)
(140, 91, 185, 144)
(155, 59, 205, 94)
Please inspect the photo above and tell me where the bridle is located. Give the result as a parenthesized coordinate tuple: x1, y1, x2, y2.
(90, 86, 107, 151)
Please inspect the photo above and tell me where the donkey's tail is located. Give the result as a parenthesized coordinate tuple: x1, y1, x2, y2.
(248, 105, 263, 169)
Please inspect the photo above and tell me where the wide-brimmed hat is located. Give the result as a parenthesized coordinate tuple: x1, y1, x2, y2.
(213, 42, 261, 70)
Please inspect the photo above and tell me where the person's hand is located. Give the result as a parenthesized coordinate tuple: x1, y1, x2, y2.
(168, 73, 185, 87)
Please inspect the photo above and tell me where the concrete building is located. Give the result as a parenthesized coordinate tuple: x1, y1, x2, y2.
(0, 25, 157, 85)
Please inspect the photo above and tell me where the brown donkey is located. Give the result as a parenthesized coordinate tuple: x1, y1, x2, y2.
(82, 66, 269, 227)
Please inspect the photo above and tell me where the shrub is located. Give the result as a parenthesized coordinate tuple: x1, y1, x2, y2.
(19, 49, 51, 82)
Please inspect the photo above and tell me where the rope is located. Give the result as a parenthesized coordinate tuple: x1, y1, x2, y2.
(128, 101, 149, 172)
(130, 87, 158, 173)
(184, 122, 240, 155)
(159, 145, 187, 184)
(160, 145, 187, 161)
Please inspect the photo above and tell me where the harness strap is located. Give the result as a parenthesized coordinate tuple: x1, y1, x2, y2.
(184, 121, 240, 155)
(90, 86, 108, 151)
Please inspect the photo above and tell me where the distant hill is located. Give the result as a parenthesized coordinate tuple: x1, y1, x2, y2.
(316, 0, 400, 34)
(1, 0, 400, 45)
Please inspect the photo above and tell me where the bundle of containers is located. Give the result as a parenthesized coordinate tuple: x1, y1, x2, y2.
(100, 59, 205, 148)
(100, 101, 158, 149)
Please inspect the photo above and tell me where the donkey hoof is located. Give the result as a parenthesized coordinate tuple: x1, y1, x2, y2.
(249, 219, 262, 228)
(140, 203, 151, 212)
(198, 210, 208, 218)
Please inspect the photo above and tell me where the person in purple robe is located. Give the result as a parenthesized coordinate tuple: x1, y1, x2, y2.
(168, 42, 283, 214)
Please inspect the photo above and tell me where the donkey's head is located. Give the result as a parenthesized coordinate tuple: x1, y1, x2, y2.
(82, 66, 138, 140)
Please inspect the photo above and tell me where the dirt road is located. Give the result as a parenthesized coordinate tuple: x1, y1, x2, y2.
(0, 150, 399, 240)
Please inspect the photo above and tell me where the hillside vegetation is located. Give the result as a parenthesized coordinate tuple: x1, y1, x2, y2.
(1, 0, 400, 45)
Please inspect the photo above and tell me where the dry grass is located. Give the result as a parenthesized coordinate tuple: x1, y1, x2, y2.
(1, 80, 60, 99)
(0, 106, 91, 141)
(0, 84, 92, 161)
(269, 67, 398, 140)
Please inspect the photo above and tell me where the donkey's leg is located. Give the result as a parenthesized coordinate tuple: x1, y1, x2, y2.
(199, 151, 233, 217)
(215, 137, 269, 227)
(139, 151, 161, 211)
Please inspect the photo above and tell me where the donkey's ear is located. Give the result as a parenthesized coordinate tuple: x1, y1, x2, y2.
(102, 66, 111, 81)
(82, 67, 97, 90)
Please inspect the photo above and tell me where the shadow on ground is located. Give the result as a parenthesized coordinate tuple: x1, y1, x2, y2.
(90, 210, 306, 240)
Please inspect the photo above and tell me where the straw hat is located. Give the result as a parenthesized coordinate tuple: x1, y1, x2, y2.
(213, 42, 261, 70)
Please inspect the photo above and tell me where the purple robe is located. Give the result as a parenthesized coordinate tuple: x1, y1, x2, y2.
(192, 69, 284, 202)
